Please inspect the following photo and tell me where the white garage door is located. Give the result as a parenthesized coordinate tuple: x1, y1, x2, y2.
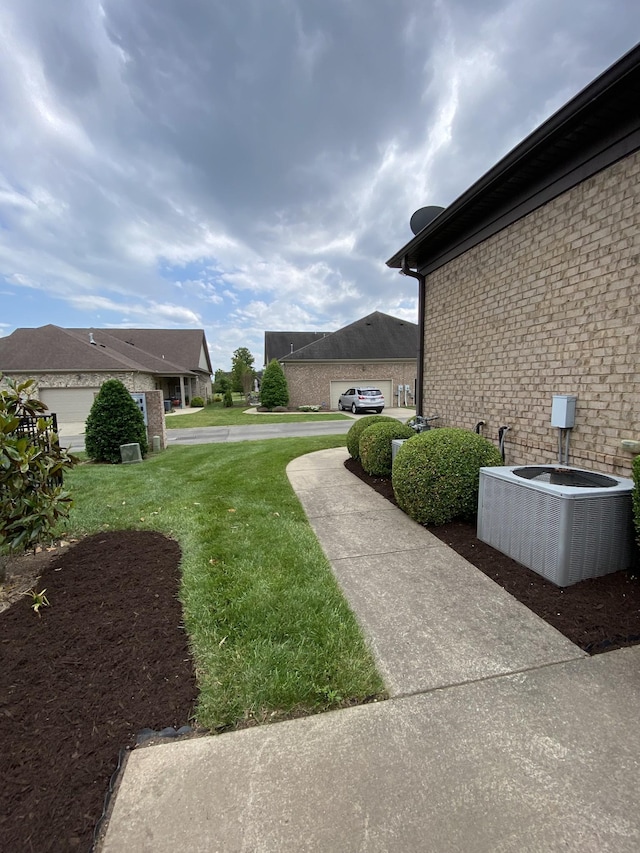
(39, 388, 100, 425)
(329, 380, 393, 410)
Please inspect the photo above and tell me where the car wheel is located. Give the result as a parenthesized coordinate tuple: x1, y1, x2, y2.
(351, 403, 357, 414)
(375, 408, 383, 414)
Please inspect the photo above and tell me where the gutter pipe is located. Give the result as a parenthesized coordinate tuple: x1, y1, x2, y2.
(400, 255, 425, 419)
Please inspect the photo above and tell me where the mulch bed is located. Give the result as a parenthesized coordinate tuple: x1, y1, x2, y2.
(0, 531, 197, 853)
(2, 464, 639, 851)
(345, 457, 640, 654)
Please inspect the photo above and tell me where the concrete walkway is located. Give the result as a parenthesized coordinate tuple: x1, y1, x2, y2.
(101, 448, 640, 852)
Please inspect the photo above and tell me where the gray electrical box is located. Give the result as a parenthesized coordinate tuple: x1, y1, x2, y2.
(551, 395, 577, 428)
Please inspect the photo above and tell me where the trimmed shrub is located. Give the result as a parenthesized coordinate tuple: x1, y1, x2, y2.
(260, 359, 289, 409)
(359, 421, 416, 477)
(392, 428, 503, 525)
(223, 387, 234, 407)
(190, 396, 205, 408)
(346, 415, 397, 460)
(633, 455, 640, 547)
(85, 379, 148, 464)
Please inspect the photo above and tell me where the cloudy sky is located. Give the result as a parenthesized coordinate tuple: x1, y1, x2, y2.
(1, 1, 638, 370)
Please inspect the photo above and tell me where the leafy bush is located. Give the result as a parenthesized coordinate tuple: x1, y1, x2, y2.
(346, 415, 398, 460)
(0, 376, 77, 554)
(223, 387, 234, 407)
(298, 405, 320, 412)
(85, 379, 148, 463)
(213, 395, 222, 403)
(190, 396, 205, 408)
(260, 359, 289, 409)
(633, 455, 640, 547)
(392, 427, 503, 525)
(359, 421, 416, 477)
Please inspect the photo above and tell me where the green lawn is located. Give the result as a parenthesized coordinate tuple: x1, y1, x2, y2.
(60, 435, 385, 729)
(166, 398, 349, 428)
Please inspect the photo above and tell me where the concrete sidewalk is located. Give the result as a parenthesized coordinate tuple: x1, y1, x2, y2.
(101, 448, 640, 852)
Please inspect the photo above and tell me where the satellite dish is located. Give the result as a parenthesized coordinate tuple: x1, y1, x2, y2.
(409, 206, 445, 236)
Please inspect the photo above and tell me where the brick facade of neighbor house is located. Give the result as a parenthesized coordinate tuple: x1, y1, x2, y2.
(5, 372, 158, 393)
(421, 150, 639, 476)
(283, 360, 417, 409)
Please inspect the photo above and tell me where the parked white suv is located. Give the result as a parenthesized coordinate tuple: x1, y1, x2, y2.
(338, 387, 385, 414)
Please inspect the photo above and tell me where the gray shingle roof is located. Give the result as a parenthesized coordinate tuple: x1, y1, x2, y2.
(280, 312, 417, 361)
(0, 325, 212, 376)
(264, 331, 332, 364)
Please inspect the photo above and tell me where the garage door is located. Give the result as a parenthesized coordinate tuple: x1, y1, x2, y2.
(38, 388, 100, 425)
(329, 380, 393, 410)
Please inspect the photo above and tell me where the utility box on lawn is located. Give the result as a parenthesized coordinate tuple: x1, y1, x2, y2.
(120, 443, 142, 464)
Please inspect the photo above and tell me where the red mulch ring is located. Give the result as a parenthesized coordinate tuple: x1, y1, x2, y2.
(345, 457, 640, 654)
(0, 530, 197, 853)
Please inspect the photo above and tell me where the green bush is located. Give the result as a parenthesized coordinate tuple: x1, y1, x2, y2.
(190, 396, 205, 408)
(359, 421, 416, 477)
(392, 427, 503, 525)
(0, 376, 77, 554)
(346, 415, 398, 460)
(223, 387, 234, 407)
(85, 379, 148, 464)
(632, 455, 640, 548)
(260, 359, 289, 409)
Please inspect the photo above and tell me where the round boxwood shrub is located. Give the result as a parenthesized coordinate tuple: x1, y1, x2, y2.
(85, 379, 148, 464)
(190, 396, 205, 408)
(392, 428, 503, 525)
(346, 415, 398, 460)
(359, 421, 416, 477)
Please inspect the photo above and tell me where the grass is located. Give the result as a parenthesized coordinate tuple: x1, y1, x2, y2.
(166, 398, 348, 428)
(60, 435, 385, 729)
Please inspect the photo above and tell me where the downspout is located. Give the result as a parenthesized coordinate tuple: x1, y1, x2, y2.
(400, 255, 425, 419)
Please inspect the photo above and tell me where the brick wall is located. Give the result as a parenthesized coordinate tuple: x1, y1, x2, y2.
(421, 150, 639, 476)
(5, 372, 158, 392)
(143, 390, 167, 450)
(282, 361, 417, 409)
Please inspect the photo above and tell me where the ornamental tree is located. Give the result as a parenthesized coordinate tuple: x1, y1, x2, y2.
(0, 375, 77, 556)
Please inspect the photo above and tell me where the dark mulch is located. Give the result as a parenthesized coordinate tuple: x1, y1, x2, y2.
(345, 457, 640, 655)
(0, 531, 197, 853)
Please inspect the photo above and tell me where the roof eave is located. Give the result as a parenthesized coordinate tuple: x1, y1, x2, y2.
(386, 42, 640, 270)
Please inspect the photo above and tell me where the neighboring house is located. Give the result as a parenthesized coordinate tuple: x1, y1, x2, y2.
(387, 44, 640, 476)
(277, 311, 418, 409)
(0, 325, 213, 424)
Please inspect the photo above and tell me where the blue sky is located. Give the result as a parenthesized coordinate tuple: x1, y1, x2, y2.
(1, 1, 639, 370)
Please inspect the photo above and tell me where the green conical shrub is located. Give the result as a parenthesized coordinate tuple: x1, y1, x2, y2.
(260, 359, 289, 409)
(85, 379, 148, 463)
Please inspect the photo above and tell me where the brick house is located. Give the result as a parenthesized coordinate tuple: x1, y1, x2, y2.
(276, 311, 418, 409)
(387, 44, 640, 477)
(0, 325, 213, 426)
